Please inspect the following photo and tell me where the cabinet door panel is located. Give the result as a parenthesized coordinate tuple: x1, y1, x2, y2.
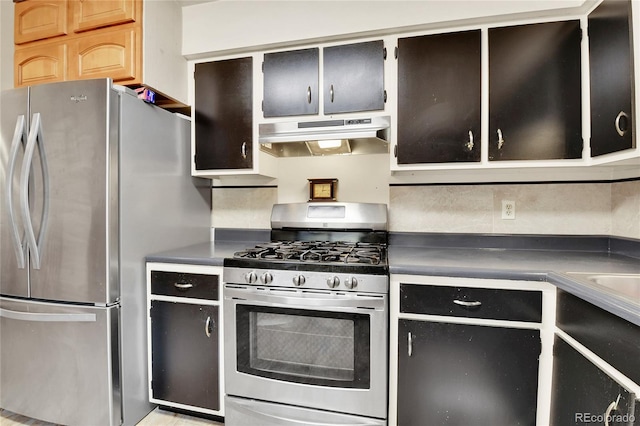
(397, 320, 540, 425)
(489, 21, 582, 161)
(323, 40, 385, 114)
(194, 58, 253, 170)
(397, 31, 481, 164)
(263, 48, 319, 117)
(15, 42, 67, 87)
(72, 0, 139, 33)
(589, 0, 634, 156)
(550, 336, 637, 426)
(68, 25, 140, 83)
(150, 301, 220, 411)
(14, 0, 68, 44)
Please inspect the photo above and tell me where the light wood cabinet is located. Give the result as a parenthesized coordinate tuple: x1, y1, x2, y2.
(68, 24, 141, 83)
(14, 0, 68, 44)
(14, 41, 67, 86)
(72, 0, 139, 33)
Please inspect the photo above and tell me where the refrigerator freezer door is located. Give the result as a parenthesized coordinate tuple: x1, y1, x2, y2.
(0, 297, 121, 425)
(27, 79, 117, 304)
(0, 87, 29, 297)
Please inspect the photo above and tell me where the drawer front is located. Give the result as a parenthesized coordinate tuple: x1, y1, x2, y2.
(151, 271, 219, 300)
(556, 289, 640, 384)
(400, 283, 542, 322)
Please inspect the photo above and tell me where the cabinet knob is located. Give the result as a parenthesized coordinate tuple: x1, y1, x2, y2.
(615, 111, 629, 137)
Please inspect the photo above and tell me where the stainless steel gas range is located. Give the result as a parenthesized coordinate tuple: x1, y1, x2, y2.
(223, 202, 389, 426)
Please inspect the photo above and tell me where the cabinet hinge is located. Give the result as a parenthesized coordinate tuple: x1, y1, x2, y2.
(394, 46, 398, 60)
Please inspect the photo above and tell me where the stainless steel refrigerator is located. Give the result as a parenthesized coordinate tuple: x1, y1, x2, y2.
(0, 79, 211, 425)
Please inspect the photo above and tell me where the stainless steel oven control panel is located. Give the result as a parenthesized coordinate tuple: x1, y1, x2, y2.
(223, 267, 388, 294)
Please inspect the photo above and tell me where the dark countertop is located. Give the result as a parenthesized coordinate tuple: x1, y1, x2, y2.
(146, 231, 640, 326)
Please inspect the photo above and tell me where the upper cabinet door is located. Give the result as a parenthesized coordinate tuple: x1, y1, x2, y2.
(397, 31, 481, 164)
(323, 40, 385, 114)
(72, 0, 139, 33)
(489, 21, 583, 161)
(14, 0, 68, 44)
(194, 57, 253, 171)
(589, 0, 634, 157)
(263, 48, 319, 117)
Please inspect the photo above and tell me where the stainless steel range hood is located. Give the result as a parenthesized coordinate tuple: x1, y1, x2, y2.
(259, 116, 390, 157)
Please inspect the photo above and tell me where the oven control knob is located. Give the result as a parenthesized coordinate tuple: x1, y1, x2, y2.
(245, 271, 258, 284)
(260, 272, 273, 284)
(327, 276, 340, 288)
(344, 277, 358, 289)
(293, 275, 306, 287)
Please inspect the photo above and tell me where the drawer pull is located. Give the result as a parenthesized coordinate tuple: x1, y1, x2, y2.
(408, 332, 413, 357)
(174, 282, 193, 290)
(453, 299, 482, 308)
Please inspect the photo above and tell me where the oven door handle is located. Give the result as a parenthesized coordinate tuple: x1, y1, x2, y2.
(225, 287, 386, 310)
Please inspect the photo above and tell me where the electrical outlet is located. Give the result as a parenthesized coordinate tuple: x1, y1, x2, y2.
(501, 200, 516, 220)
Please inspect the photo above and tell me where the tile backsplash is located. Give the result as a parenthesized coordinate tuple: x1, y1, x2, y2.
(211, 180, 640, 240)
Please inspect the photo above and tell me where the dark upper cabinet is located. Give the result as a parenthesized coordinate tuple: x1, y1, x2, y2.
(550, 337, 639, 426)
(263, 41, 385, 117)
(397, 30, 481, 164)
(489, 21, 583, 161)
(397, 319, 540, 425)
(323, 40, 386, 114)
(194, 57, 253, 170)
(589, 0, 635, 156)
(263, 48, 319, 117)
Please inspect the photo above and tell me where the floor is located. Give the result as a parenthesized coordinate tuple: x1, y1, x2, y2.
(0, 407, 224, 426)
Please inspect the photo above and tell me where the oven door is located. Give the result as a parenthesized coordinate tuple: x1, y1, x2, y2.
(224, 284, 388, 420)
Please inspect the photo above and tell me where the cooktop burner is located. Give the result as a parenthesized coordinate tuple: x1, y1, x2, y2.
(232, 241, 386, 265)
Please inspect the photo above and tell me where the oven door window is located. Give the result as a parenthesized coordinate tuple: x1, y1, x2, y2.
(236, 305, 370, 388)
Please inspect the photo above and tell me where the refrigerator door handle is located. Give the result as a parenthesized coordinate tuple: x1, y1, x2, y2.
(20, 112, 50, 270)
(0, 307, 96, 322)
(6, 115, 28, 269)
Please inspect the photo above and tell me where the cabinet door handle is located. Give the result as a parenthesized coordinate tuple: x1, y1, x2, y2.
(241, 142, 247, 159)
(307, 86, 312, 104)
(465, 130, 474, 151)
(174, 282, 193, 290)
(205, 316, 213, 338)
(497, 128, 504, 150)
(330, 84, 334, 103)
(453, 299, 482, 308)
(407, 332, 413, 357)
(604, 394, 621, 426)
(615, 111, 629, 137)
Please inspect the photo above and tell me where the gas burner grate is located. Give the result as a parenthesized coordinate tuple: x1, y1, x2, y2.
(233, 241, 386, 265)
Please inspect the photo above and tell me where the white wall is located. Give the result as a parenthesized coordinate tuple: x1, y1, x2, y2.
(182, 0, 590, 58)
(1, 0, 13, 91)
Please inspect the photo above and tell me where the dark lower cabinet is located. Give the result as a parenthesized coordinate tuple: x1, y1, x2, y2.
(194, 57, 253, 170)
(550, 336, 639, 426)
(150, 300, 220, 411)
(589, 0, 635, 156)
(397, 319, 540, 425)
(397, 30, 481, 164)
(489, 20, 582, 161)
